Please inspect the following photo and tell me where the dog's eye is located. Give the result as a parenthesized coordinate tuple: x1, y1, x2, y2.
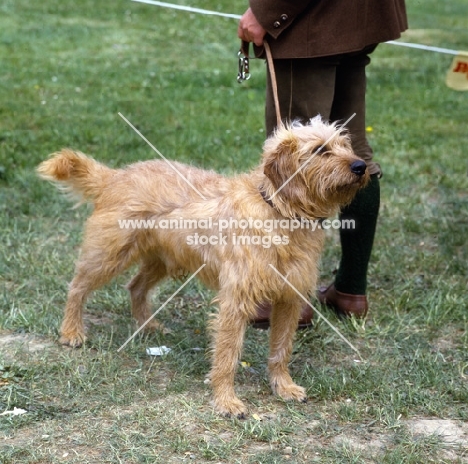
(315, 145, 329, 155)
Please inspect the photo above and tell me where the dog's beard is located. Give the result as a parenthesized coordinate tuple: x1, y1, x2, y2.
(331, 175, 368, 193)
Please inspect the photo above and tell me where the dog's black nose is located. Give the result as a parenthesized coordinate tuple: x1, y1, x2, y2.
(350, 160, 367, 176)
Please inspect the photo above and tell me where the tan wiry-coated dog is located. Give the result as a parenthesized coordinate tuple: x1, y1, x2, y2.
(37, 117, 369, 417)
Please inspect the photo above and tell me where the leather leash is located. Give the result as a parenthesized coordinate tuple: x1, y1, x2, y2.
(237, 40, 282, 128)
(263, 41, 282, 128)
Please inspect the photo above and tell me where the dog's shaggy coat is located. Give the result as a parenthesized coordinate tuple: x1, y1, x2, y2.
(37, 117, 369, 417)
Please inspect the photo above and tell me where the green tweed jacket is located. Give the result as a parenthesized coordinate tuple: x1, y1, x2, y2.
(249, 0, 408, 58)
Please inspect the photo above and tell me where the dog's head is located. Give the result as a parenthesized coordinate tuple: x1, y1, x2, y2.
(261, 116, 370, 219)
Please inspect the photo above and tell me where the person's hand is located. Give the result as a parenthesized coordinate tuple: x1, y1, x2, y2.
(238, 8, 266, 46)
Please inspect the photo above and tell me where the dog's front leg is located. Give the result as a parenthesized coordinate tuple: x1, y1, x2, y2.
(268, 299, 307, 403)
(210, 303, 248, 418)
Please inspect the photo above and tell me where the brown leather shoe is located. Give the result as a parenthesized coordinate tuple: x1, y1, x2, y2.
(250, 302, 314, 330)
(317, 283, 368, 318)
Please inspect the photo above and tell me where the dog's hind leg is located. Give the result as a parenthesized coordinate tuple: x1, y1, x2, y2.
(127, 256, 168, 332)
(268, 298, 307, 403)
(209, 299, 249, 418)
(60, 233, 138, 348)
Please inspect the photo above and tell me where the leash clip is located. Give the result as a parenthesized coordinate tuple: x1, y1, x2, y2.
(237, 41, 251, 83)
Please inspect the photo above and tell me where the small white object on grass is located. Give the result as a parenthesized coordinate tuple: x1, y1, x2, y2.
(0, 407, 27, 416)
(146, 346, 171, 356)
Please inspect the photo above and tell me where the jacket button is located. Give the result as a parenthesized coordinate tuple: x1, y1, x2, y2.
(273, 20, 281, 28)
(280, 14, 288, 21)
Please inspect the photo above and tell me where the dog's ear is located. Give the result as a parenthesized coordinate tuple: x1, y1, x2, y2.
(263, 132, 299, 190)
(263, 131, 308, 204)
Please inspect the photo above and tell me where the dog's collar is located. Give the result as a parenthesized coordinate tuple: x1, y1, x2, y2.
(259, 189, 277, 211)
(258, 188, 327, 223)
(258, 188, 302, 220)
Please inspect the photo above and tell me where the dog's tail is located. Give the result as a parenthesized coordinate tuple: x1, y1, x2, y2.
(37, 149, 113, 202)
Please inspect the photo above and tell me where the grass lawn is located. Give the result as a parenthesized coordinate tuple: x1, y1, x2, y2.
(1, 0, 468, 462)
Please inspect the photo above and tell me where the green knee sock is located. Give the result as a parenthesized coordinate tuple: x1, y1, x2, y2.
(334, 174, 380, 295)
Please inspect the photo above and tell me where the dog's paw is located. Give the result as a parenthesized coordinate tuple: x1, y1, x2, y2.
(59, 332, 86, 348)
(213, 397, 248, 419)
(274, 382, 307, 403)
